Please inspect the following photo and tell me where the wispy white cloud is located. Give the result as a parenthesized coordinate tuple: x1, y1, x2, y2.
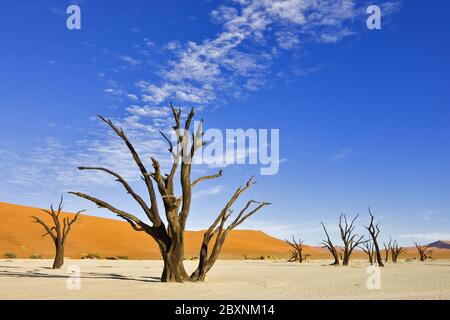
(328, 148, 352, 163)
(276, 31, 301, 49)
(381, 1, 402, 15)
(129, 0, 393, 108)
(119, 55, 142, 66)
(127, 94, 138, 101)
(126, 105, 171, 118)
(193, 185, 224, 198)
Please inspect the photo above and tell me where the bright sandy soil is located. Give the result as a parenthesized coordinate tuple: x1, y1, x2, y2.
(1, 259, 449, 300)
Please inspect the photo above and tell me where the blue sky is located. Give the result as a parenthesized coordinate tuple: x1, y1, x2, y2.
(0, 0, 449, 245)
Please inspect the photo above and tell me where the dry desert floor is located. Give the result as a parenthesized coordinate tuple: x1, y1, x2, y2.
(1, 259, 449, 300)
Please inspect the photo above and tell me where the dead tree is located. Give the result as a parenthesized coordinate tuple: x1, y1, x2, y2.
(391, 240, 404, 263)
(414, 242, 431, 262)
(365, 208, 384, 267)
(286, 236, 305, 263)
(360, 239, 376, 265)
(383, 237, 392, 263)
(70, 107, 270, 282)
(338, 214, 365, 266)
(320, 222, 340, 265)
(31, 196, 83, 269)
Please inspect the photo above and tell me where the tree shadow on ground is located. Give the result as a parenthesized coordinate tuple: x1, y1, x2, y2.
(0, 270, 161, 283)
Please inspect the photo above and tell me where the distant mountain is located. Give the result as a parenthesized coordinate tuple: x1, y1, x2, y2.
(427, 240, 450, 250)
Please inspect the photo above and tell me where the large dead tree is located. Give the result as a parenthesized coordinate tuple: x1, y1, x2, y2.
(414, 242, 431, 262)
(365, 208, 384, 267)
(70, 107, 270, 282)
(360, 239, 376, 265)
(338, 214, 365, 266)
(320, 222, 340, 265)
(31, 197, 83, 269)
(391, 240, 404, 263)
(286, 236, 305, 263)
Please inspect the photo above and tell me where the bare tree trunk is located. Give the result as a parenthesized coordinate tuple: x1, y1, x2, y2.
(53, 243, 65, 269)
(331, 250, 340, 265)
(342, 255, 349, 266)
(365, 209, 384, 267)
(360, 240, 375, 265)
(161, 248, 189, 282)
(321, 222, 340, 266)
(384, 237, 392, 263)
(374, 243, 383, 266)
(32, 197, 82, 270)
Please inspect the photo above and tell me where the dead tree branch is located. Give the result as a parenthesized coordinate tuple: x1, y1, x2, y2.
(365, 208, 384, 267)
(320, 222, 340, 265)
(383, 236, 392, 263)
(191, 177, 271, 281)
(360, 239, 376, 265)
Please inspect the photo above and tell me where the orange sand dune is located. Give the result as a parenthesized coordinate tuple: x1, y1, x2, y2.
(400, 245, 450, 259)
(0, 202, 326, 260)
(2, 202, 449, 260)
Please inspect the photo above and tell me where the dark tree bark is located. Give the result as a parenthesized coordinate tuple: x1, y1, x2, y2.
(320, 222, 340, 265)
(414, 242, 431, 262)
(70, 106, 270, 283)
(391, 240, 404, 263)
(383, 237, 392, 263)
(286, 236, 305, 263)
(365, 208, 384, 267)
(338, 214, 365, 266)
(360, 239, 375, 265)
(31, 196, 82, 269)
(336, 248, 343, 261)
(190, 195, 270, 281)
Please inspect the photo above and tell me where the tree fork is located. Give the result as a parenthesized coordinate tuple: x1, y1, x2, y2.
(365, 208, 384, 267)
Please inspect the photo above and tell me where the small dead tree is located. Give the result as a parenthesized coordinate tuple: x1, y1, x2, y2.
(360, 239, 376, 265)
(391, 240, 404, 263)
(286, 236, 305, 263)
(383, 237, 392, 263)
(365, 208, 384, 267)
(414, 242, 431, 262)
(320, 222, 340, 265)
(70, 107, 270, 282)
(338, 214, 365, 266)
(31, 197, 83, 269)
